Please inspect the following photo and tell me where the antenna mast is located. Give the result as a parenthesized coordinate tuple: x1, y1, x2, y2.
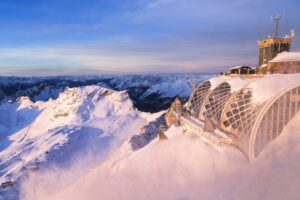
(272, 15, 282, 38)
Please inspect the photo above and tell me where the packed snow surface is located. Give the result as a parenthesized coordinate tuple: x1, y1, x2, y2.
(247, 73, 300, 103)
(208, 75, 253, 91)
(20, 111, 300, 200)
(206, 74, 300, 104)
(270, 51, 300, 62)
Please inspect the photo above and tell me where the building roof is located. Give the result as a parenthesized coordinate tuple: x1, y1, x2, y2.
(269, 52, 300, 63)
(229, 66, 255, 70)
(229, 66, 240, 70)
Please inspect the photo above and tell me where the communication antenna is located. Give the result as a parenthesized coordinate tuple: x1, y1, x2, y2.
(272, 15, 282, 38)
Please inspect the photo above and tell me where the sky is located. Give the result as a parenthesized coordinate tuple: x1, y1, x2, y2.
(0, 0, 299, 76)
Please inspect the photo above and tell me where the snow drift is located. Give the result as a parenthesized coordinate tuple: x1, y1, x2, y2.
(20, 112, 300, 200)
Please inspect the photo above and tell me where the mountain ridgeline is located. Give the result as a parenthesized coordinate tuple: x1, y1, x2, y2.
(0, 74, 212, 112)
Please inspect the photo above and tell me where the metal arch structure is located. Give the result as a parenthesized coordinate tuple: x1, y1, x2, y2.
(219, 81, 300, 161)
(219, 86, 264, 158)
(187, 80, 211, 118)
(249, 82, 300, 160)
(167, 75, 300, 161)
(199, 82, 232, 125)
(220, 87, 256, 136)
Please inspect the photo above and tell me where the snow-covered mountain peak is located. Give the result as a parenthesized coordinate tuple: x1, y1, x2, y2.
(15, 96, 36, 110)
(0, 84, 154, 189)
(50, 85, 133, 122)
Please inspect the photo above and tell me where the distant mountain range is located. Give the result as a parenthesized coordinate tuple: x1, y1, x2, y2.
(0, 74, 213, 112)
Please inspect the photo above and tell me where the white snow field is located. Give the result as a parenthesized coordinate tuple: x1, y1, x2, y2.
(20, 112, 300, 200)
(0, 81, 300, 200)
(0, 85, 164, 199)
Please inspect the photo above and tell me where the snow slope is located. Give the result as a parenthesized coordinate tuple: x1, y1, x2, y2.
(0, 85, 165, 195)
(1, 74, 300, 200)
(21, 111, 300, 200)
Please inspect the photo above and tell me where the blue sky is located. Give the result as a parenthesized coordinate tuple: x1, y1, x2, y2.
(0, 0, 299, 76)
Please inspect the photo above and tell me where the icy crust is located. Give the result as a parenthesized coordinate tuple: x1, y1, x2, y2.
(224, 77, 253, 92)
(0, 85, 152, 185)
(208, 75, 229, 89)
(247, 74, 300, 103)
(205, 74, 300, 104)
(207, 75, 253, 92)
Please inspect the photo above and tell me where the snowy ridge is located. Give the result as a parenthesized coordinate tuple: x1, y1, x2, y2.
(0, 74, 214, 112)
(0, 85, 162, 190)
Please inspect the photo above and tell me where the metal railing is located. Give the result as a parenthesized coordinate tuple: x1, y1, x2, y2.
(173, 111, 234, 150)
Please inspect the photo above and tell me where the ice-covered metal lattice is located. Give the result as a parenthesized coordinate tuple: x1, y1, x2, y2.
(187, 81, 211, 118)
(220, 88, 259, 137)
(250, 84, 300, 159)
(199, 82, 231, 125)
(168, 74, 300, 161)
